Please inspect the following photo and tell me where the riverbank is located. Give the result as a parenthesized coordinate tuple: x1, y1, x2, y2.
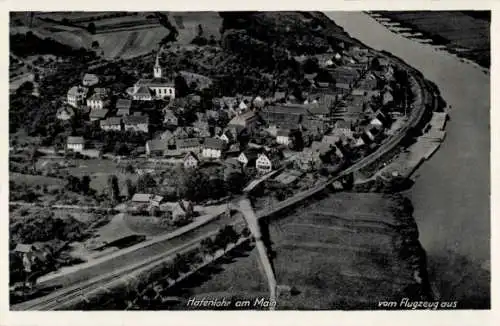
(367, 11, 490, 69)
(325, 11, 490, 308)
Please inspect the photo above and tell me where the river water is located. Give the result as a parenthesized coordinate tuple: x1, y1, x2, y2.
(324, 12, 490, 307)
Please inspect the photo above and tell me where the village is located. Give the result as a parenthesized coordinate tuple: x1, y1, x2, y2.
(9, 39, 418, 304)
(50, 44, 409, 222)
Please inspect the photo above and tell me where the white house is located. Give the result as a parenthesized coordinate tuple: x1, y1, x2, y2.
(67, 86, 88, 108)
(202, 138, 225, 159)
(87, 93, 108, 110)
(237, 151, 259, 167)
(256, 152, 281, 174)
(67, 136, 85, 152)
(56, 105, 75, 121)
(163, 109, 178, 126)
(183, 152, 199, 169)
(370, 117, 384, 128)
(218, 129, 235, 144)
(100, 117, 122, 131)
(82, 73, 99, 87)
(276, 129, 291, 146)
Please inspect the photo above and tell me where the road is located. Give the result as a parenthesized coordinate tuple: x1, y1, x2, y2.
(11, 40, 432, 311)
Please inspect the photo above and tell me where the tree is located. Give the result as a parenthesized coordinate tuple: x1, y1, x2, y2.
(91, 40, 100, 49)
(136, 174, 156, 193)
(87, 22, 96, 35)
(65, 175, 81, 193)
(125, 179, 136, 200)
(197, 24, 204, 37)
(200, 238, 215, 259)
(81, 175, 91, 195)
(225, 171, 245, 194)
(174, 75, 189, 98)
(107, 174, 120, 203)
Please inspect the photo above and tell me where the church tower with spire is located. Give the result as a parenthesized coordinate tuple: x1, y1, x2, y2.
(153, 50, 162, 78)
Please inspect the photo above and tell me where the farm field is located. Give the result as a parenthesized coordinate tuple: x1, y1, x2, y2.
(372, 11, 490, 68)
(63, 159, 138, 194)
(169, 12, 223, 44)
(10, 12, 225, 60)
(166, 192, 428, 310)
(10, 172, 63, 187)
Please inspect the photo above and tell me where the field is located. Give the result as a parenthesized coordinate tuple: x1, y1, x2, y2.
(64, 159, 138, 194)
(170, 12, 223, 44)
(10, 12, 224, 60)
(166, 192, 428, 310)
(372, 11, 490, 68)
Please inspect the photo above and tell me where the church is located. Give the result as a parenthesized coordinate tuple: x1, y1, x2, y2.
(127, 51, 176, 101)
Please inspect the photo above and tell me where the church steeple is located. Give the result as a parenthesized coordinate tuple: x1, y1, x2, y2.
(154, 49, 162, 78)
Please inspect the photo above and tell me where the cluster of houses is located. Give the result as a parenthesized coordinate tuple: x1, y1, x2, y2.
(62, 44, 401, 179)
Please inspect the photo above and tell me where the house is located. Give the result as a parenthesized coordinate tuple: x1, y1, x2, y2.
(202, 138, 225, 159)
(82, 73, 99, 86)
(67, 86, 88, 108)
(67, 136, 85, 152)
(260, 105, 308, 129)
(183, 152, 200, 169)
(238, 150, 259, 167)
(56, 105, 75, 121)
(163, 109, 178, 126)
(256, 152, 281, 174)
(116, 99, 132, 116)
(14, 243, 45, 273)
(226, 143, 241, 156)
(222, 96, 238, 110)
(100, 117, 122, 131)
(218, 129, 235, 144)
(129, 85, 154, 101)
(89, 109, 109, 121)
(370, 117, 384, 128)
(86, 92, 109, 110)
(176, 138, 203, 153)
(159, 130, 174, 141)
(146, 139, 170, 157)
(123, 115, 149, 133)
(253, 96, 265, 108)
(276, 129, 291, 146)
(150, 195, 164, 207)
(170, 200, 194, 221)
(307, 102, 330, 117)
(127, 53, 175, 100)
(301, 116, 326, 134)
(333, 120, 354, 138)
(382, 89, 394, 105)
(273, 91, 286, 103)
(227, 110, 259, 132)
(335, 82, 351, 94)
(238, 100, 248, 112)
(171, 127, 189, 139)
(131, 193, 154, 204)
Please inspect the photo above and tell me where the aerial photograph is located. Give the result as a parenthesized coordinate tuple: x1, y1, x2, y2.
(8, 11, 490, 310)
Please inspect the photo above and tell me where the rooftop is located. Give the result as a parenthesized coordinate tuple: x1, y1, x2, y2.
(204, 137, 225, 150)
(67, 136, 85, 144)
(89, 109, 109, 119)
(123, 115, 149, 125)
(116, 98, 132, 109)
(176, 137, 203, 149)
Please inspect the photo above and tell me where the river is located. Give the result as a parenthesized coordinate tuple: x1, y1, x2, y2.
(324, 12, 490, 307)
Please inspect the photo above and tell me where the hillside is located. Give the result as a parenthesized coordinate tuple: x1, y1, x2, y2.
(164, 192, 432, 310)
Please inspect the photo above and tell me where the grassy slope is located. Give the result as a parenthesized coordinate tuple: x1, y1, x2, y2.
(168, 193, 429, 310)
